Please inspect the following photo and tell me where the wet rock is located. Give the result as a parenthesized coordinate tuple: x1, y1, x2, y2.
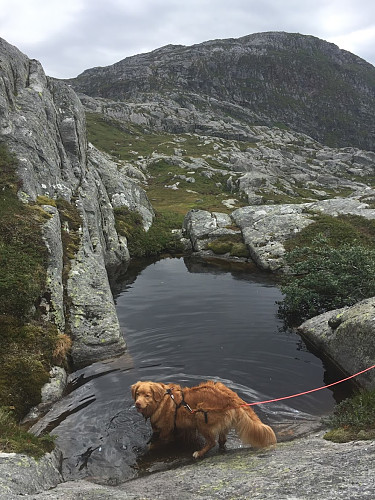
(6, 432, 375, 499)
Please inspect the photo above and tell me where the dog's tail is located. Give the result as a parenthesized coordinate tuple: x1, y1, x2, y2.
(234, 406, 277, 448)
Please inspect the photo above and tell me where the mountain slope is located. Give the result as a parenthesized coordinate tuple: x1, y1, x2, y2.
(67, 32, 375, 151)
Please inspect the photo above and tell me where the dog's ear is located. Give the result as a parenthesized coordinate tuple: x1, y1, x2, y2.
(131, 381, 141, 400)
(151, 383, 166, 402)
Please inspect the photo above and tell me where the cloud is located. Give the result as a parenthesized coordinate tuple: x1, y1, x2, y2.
(1, 0, 375, 78)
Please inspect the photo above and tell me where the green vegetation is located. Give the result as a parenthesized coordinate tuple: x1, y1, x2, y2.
(114, 206, 184, 257)
(207, 234, 249, 258)
(86, 112, 246, 251)
(146, 159, 235, 216)
(0, 143, 69, 455)
(0, 407, 55, 458)
(278, 214, 375, 324)
(324, 389, 375, 443)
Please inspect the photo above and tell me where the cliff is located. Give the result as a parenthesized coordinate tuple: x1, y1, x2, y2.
(0, 38, 153, 368)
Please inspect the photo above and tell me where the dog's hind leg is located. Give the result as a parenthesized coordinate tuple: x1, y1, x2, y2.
(218, 431, 227, 449)
(192, 428, 216, 459)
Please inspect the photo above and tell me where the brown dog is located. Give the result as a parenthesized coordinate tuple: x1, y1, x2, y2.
(131, 380, 276, 458)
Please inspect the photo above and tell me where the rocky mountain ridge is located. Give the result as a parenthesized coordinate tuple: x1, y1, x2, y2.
(68, 31, 375, 151)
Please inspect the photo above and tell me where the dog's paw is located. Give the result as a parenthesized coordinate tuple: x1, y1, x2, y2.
(192, 451, 201, 459)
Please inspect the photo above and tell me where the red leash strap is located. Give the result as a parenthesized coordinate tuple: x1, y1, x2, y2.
(242, 364, 375, 407)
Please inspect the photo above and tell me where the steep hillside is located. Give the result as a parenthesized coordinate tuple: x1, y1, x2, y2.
(67, 32, 375, 150)
(0, 37, 153, 371)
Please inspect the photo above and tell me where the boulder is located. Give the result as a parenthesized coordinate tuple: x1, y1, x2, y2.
(232, 199, 375, 272)
(298, 297, 375, 389)
(0, 449, 63, 497)
(182, 209, 239, 251)
(232, 204, 314, 271)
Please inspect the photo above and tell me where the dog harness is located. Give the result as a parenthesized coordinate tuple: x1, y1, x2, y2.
(165, 388, 208, 425)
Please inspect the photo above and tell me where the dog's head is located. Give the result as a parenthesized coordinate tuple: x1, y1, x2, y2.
(131, 381, 167, 417)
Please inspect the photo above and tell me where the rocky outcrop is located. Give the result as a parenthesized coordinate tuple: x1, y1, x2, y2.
(183, 199, 375, 271)
(68, 32, 375, 151)
(0, 38, 153, 367)
(4, 432, 375, 499)
(298, 298, 375, 389)
(79, 102, 375, 209)
(182, 209, 240, 251)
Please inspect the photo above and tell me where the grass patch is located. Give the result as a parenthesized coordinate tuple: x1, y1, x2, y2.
(114, 206, 184, 257)
(86, 112, 177, 160)
(146, 159, 236, 215)
(256, 183, 354, 205)
(86, 112, 245, 217)
(0, 407, 55, 458)
(324, 389, 375, 442)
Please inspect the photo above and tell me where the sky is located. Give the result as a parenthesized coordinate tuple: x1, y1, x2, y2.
(1, 0, 375, 79)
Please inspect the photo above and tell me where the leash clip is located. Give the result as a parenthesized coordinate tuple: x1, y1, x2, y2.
(166, 388, 175, 401)
(182, 401, 194, 413)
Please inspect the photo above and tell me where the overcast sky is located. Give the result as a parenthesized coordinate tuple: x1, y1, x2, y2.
(1, 0, 375, 79)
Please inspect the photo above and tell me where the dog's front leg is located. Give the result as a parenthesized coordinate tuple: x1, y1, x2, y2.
(151, 418, 174, 443)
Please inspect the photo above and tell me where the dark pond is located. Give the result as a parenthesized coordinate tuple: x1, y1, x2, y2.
(32, 256, 354, 485)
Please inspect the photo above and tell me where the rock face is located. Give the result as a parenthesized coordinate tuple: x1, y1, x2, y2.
(182, 209, 239, 251)
(0, 450, 63, 497)
(4, 433, 375, 499)
(183, 199, 375, 271)
(68, 32, 375, 151)
(0, 38, 153, 367)
(298, 298, 375, 389)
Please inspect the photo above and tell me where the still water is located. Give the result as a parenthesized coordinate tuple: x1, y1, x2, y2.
(115, 256, 349, 415)
(32, 256, 353, 484)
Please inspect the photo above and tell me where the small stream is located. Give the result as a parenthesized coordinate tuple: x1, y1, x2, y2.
(31, 256, 354, 485)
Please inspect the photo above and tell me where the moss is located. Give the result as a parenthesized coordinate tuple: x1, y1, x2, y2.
(207, 240, 232, 254)
(0, 407, 55, 458)
(230, 242, 249, 258)
(0, 143, 68, 453)
(0, 317, 69, 419)
(114, 206, 184, 257)
(324, 389, 375, 443)
(324, 427, 375, 443)
(36, 195, 57, 207)
(207, 234, 249, 258)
